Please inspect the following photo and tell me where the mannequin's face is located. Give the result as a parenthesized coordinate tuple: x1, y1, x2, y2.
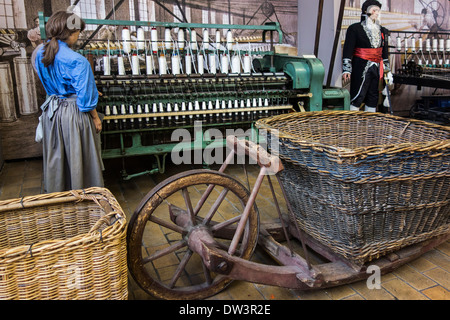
(368, 6, 381, 21)
(66, 30, 80, 46)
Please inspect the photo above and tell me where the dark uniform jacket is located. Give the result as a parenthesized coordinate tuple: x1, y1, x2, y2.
(343, 17, 390, 107)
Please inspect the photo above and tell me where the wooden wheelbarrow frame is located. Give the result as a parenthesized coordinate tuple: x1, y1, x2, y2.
(127, 135, 449, 298)
(176, 136, 449, 290)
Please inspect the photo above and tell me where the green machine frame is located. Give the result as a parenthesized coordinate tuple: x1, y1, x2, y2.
(38, 12, 349, 178)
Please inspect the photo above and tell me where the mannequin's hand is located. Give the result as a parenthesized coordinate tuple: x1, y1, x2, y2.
(385, 72, 394, 86)
(92, 116, 102, 133)
(342, 73, 351, 82)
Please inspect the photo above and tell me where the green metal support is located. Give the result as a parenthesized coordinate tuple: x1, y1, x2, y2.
(121, 153, 167, 180)
(38, 11, 46, 39)
(38, 12, 283, 44)
(37, 12, 350, 178)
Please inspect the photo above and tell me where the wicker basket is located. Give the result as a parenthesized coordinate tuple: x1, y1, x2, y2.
(256, 111, 450, 264)
(0, 187, 128, 300)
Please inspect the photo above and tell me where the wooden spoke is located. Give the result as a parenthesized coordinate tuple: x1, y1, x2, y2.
(202, 262, 213, 285)
(182, 187, 196, 225)
(142, 240, 187, 264)
(169, 250, 193, 289)
(211, 215, 241, 232)
(127, 170, 259, 300)
(202, 187, 229, 225)
(149, 214, 185, 234)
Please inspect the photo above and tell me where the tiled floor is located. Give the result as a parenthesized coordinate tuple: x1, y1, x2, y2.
(0, 156, 449, 300)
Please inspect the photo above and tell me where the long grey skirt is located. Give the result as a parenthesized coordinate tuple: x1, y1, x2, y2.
(41, 96, 104, 193)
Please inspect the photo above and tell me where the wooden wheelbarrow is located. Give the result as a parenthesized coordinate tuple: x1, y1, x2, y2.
(126, 136, 449, 300)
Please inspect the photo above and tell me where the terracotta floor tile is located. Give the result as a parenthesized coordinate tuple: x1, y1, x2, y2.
(0, 158, 448, 301)
(421, 286, 449, 300)
(423, 267, 450, 289)
(393, 264, 437, 291)
(350, 280, 396, 300)
(382, 279, 428, 300)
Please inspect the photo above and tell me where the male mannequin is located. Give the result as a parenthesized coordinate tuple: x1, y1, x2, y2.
(342, 0, 391, 112)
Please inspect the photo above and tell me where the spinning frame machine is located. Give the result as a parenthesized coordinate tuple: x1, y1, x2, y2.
(390, 30, 450, 124)
(382, 0, 449, 90)
(391, 30, 450, 89)
(38, 12, 350, 178)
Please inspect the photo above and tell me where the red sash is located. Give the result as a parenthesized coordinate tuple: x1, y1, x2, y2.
(354, 47, 383, 79)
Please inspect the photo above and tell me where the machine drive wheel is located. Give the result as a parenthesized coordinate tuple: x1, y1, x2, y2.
(127, 169, 260, 300)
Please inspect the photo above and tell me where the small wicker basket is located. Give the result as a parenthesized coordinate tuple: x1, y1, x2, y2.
(0, 187, 128, 300)
(256, 111, 450, 264)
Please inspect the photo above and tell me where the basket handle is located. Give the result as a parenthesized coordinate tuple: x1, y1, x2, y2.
(226, 135, 284, 174)
(70, 191, 124, 235)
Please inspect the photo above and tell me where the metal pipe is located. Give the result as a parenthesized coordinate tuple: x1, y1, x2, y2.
(79, 0, 126, 49)
(326, 0, 346, 88)
(314, 0, 324, 57)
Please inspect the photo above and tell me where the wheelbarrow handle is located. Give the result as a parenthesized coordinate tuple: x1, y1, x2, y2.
(226, 135, 284, 174)
(188, 224, 321, 290)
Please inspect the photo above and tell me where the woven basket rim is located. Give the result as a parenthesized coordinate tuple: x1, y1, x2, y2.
(256, 111, 450, 158)
(0, 187, 126, 259)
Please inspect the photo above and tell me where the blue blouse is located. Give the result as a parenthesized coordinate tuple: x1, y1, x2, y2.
(34, 40, 98, 112)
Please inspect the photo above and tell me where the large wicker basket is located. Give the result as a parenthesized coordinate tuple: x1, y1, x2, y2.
(256, 111, 450, 264)
(0, 187, 128, 300)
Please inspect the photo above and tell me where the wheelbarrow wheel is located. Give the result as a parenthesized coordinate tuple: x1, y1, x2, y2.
(127, 169, 260, 300)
